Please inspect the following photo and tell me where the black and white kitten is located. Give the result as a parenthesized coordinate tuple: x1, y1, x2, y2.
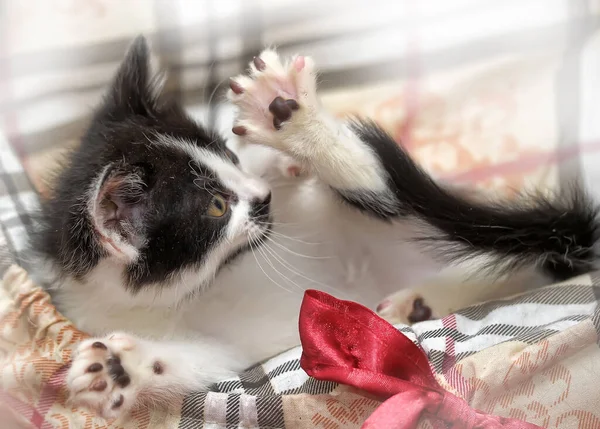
(34, 37, 599, 419)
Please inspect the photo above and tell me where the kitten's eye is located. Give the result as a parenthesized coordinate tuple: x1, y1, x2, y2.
(207, 194, 228, 217)
(225, 148, 239, 165)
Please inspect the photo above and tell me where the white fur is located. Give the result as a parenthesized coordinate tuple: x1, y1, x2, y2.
(153, 134, 271, 202)
(230, 52, 388, 193)
(64, 170, 436, 418)
(61, 51, 465, 419)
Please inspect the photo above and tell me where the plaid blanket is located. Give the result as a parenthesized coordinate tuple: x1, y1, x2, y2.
(3, 262, 600, 428)
(2, 1, 600, 428)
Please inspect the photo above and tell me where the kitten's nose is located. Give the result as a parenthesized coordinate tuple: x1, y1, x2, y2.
(252, 192, 271, 219)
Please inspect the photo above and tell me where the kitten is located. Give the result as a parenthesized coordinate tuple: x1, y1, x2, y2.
(33, 37, 599, 419)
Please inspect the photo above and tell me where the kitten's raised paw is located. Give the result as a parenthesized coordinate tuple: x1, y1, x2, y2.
(67, 333, 144, 420)
(228, 50, 319, 153)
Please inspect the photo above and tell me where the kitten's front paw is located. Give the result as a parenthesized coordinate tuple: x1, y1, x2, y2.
(228, 50, 319, 154)
(67, 333, 149, 420)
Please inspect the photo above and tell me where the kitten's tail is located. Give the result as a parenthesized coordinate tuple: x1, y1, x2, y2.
(415, 184, 600, 280)
(352, 121, 600, 280)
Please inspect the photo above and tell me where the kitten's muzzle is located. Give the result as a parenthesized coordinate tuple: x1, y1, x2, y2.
(251, 192, 271, 219)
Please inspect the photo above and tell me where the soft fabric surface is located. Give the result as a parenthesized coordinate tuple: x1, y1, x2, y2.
(299, 290, 544, 428)
(2, 264, 600, 428)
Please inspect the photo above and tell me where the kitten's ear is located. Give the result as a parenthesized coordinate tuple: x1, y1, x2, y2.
(104, 36, 166, 116)
(89, 163, 150, 262)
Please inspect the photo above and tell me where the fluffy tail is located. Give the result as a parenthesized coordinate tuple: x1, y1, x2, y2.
(416, 186, 600, 280)
(350, 120, 600, 280)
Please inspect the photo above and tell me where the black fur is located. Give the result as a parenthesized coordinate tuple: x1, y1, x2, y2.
(342, 120, 600, 280)
(33, 37, 263, 292)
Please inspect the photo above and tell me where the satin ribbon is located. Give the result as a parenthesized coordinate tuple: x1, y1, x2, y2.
(298, 290, 543, 429)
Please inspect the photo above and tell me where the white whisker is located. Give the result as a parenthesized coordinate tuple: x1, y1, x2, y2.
(254, 239, 305, 293)
(257, 219, 302, 227)
(263, 234, 330, 260)
(262, 229, 322, 245)
(248, 231, 296, 294)
(260, 240, 349, 298)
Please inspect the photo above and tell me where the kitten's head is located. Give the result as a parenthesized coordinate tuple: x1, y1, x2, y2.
(38, 37, 271, 302)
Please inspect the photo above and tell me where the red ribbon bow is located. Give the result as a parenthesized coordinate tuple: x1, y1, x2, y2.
(298, 290, 543, 429)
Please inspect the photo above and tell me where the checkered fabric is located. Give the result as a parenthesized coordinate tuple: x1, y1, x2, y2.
(2, 264, 600, 428)
(175, 274, 600, 427)
(0, 136, 36, 272)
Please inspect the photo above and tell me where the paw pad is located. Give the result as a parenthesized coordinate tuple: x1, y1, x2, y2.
(67, 334, 140, 419)
(269, 97, 299, 129)
(87, 363, 103, 373)
(91, 379, 108, 392)
(112, 394, 125, 409)
(408, 298, 432, 323)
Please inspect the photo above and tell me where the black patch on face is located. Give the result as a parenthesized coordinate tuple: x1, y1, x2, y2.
(34, 36, 263, 293)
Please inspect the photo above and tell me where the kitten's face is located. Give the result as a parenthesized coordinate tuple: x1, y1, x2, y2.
(40, 37, 271, 300)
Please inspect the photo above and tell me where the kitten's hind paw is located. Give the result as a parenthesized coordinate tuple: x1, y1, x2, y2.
(376, 292, 434, 325)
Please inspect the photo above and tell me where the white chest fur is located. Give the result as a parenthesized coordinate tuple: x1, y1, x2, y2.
(180, 176, 438, 363)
